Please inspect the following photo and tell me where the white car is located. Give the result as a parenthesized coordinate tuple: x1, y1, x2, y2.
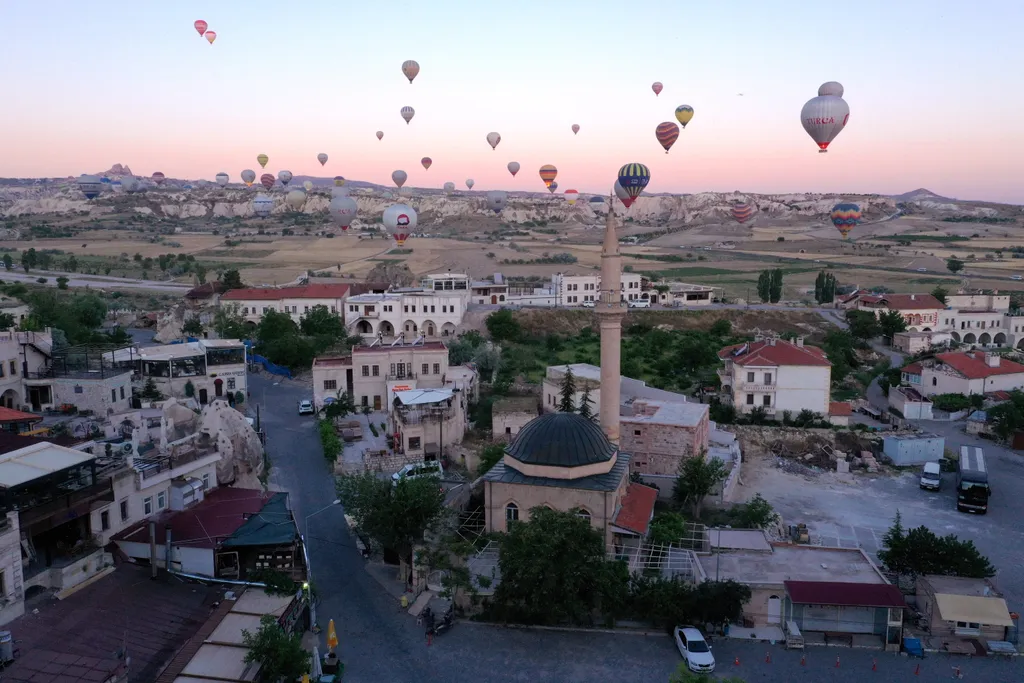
(297, 400, 315, 415)
(674, 626, 715, 674)
(391, 460, 444, 485)
(627, 299, 651, 308)
(916, 267, 927, 272)
(581, 300, 595, 308)
(1011, 275, 1022, 281)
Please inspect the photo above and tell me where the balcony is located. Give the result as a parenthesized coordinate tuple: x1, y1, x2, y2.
(740, 405, 776, 416)
(386, 373, 418, 382)
(739, 383, 776, 393)
(359, 309, 380, 318)
(394, 406, 454, 426)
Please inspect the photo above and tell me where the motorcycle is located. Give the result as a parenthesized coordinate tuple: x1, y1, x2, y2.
(422, 603, 455, 637)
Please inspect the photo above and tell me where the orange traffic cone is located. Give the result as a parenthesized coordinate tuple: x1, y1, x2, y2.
(733, 656, 740, 666)
(800, 654, 806, 666)
(835, 655, 841, 668)
(872, 658, 877, 671)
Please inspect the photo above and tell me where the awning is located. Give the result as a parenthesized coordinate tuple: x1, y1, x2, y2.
(784, 581, 906, 608)
(935, 593, 1013, 627)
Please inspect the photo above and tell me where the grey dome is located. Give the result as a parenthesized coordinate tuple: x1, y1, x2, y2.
(505, 412, 615, 468)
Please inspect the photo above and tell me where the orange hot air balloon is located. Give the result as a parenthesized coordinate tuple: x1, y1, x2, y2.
(538, 164, 557, 188)
(205, 31, 217, 45)
(421, 157, 432, 171)
(194, 20, 208, 36)
(655, 121, 680, 153)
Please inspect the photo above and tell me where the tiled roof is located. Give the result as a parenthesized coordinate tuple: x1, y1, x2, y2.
(718, 340, 831, 368)
(613, 483, 658, 535)
(902, 362, 923, 375)
(221, 283, 351, 301)
(0, 406, 42, 423)
(863, 293, 946, 310)
(784, 580, 906, 608)
(506, 412, 616, 467)
(185, 281, 229, 299)
(829, 402, 853, 417)
(483, 452, 630, 492)
(934, 351, 1024, 380)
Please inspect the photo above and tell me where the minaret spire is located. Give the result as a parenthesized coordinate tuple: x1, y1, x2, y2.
(595, 195, 627, 444)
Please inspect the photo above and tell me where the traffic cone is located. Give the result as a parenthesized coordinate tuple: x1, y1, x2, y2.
(872, 657, 877, 671)
(733, 656, 740, 666)
(800, 654, 806, 666)
(835, 655, 841, 668)
(765, 651, 771, 664)
(914, 663, 920, 676)
(427, 632, 433, 647)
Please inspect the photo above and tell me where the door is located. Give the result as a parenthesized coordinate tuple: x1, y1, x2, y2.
(373, 395, 382, 411)
(214, 378, 223, 397)
(767, 595, 782, 624)
(491, 295, 497, 304)
(199, 388, 208, 404)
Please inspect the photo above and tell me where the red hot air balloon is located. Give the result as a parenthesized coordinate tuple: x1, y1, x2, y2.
(652, 82, 663, 96)
(260, 173, 275, 190)
(731, 203, 756, 224)
(151, 171, 165, 185)
(421, 157, 432, 171)
(655, 122, 680, 153)
(194, 20, 208, 36)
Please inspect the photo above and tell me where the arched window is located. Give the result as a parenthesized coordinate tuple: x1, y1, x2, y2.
(575, 508, 591, 523)
(505, 502, 519, 523)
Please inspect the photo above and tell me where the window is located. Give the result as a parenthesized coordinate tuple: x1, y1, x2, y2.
(361, 395, 368, 406)
(227, 378, 236, 390)
(505, 503, 519, 522)
(762, 395, 771, 407)
(324, 379, 338, 390)
(764, 373, 772, 384)
(362, 365, 370, 377)
(408, 436, 421, 450)
(144, 496, 153, 515)
(575, 508, 591, 522)
(8, 360, 15, 376)
(100, 510, 110, 531)
(433, 363, 440, 375)
(634, 429, 642, 437)
(157, 491, 166, 510)
(120, 499, 129, 521)
(243, 307, 249, 315)
(442, 305, 448, 313)
(120, 386, 125, 399)
(304, 305, 309, 313)
(331, 305, 337, 313)
(404, 305, 409, 313)
(746, 372, 755, 383)
(372, 365, 380, 377)
(422, 364, 429, 375)
(746, 394, 754, 405)
(397, 362, 406, 377)
(0, 570, 5, 598)
(955, 621, 981, 635)
(202, 473, 210, 490)
(111, 389, 117, 403)
(932, 377, 937, 386)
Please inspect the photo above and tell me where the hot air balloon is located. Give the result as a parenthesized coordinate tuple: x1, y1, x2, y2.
(329, 195, 358, 231)
(376, 131, 384, 141)
(830, 203, 862, 239)
(205, 31, 216, 45)
(332, 185, 351, 198)
(539, 164, 557, 188)
(400, 107, 415, 124)
(215, 172, 229, 187)
(257, 154, 269, 169)
(194, 20, 208, 36)
(731, 203, 755, 224)
(548, 181, 558, 194)
(801, 85, 849, 153)
(278, 170, 293, 186)
(253, 194, 273, 217)
(383, 204, 417, 246)
(241, 169, 256, 187)
(655, 122, 680, 153)
(421, 157, 432, 171)
(487, 190, 508, 214)
(317, 153, 328, 166)
(285, 190, 306, 211)
(486, 132, 501, 151)
(571, 124, 580, 135)
(507, 162, 520, 177)
(402, 60, 420, 84)
(443, 182, 455, 194)
(303, 180, 314, 192)
(617, 164, 651, 203)
(78, 175, 102, 199)
(260, 173, 275, 190)
(334, 176, 346, 187)
(151, 172, 165, 185)
(565, 189, 579, 205)
(588, 195, 605, 204)
(674, 105, 694, 129)
(614, 179, 632, 207)
(652, 82, 663, 96)
(465, 179, 475, 190)
(183, 184, 194, 191)
(100, 176, 111, 185)
(818, 81, 844, 97)
(392, 170, 407, 188)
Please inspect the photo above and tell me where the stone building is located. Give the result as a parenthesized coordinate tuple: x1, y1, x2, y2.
(618, 399, 710, 476)
(345, 289, 464, 339)
(220, 283, 352, 325)
(389, 388, 468, 462)
(491, 396, 538, 442)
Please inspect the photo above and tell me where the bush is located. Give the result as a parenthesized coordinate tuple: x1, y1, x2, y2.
(317, 419, 342, 465)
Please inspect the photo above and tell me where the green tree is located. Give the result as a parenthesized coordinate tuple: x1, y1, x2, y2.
(472, 345, 501, 382)
(931, 286, 948, 305)
(648, 511, 690, 546)
(768, 268, 783, 303)
(194, 263, 208, 285)
(485, 308, 522, 342)
(477, 443, 506, 476)
(558, 366, 577, 412)
(299, 304, 345, 338)
(878, 309, 908, 342)
(878, 511, 995, 582)
(241, 615, 309, 683)
(317, 418, 342, 464)
(845, 309, 881, 340)
(212, 304, 249, 340)
(709, 319, 731, 337)
(140, 377, 164, 401)
(733, 494, 780, 529)
(182, 316, 204, 336)
(64, 255, 78, 272)
(814, 270, 838, 304)
(673, 454, 727, 519)
(56, 276, 69, 290)
(987, 390, 1024, 440)
(322, 391, 355, 422)
(21, 248, 36, 272)
(947, 258, 965, 274)
(2, 253, 11, 271)
(578, 382, 595, 420)
(491, 507, 628, 625)
(221, 268, 245, 290)
(756, 270, 771, 303)
(0, 313, 14, 330)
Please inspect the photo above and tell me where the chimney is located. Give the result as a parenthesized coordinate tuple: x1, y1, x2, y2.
(986, 353, 1000, 368)
(795, 336, 805, 348)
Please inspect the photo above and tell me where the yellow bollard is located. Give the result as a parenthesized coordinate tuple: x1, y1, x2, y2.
(400, 595, 409, 609)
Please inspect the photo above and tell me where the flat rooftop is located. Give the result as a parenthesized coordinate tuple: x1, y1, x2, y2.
(698, 543, 885, 586)
(0, 441, 95, 488)
(352, 341, 447, 352)
(312, 355, 353, 368)
(547, 364, 691, 404)
(709, 529, 772, 552)
(622, 398, 708, 428)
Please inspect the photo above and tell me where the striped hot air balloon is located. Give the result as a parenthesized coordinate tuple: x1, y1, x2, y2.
(260, 173, 275, 190)
(731, 203, 756, 224)
(401, 60, 420, 83)
(655, 122, 680, 153)
(564, 189, 579, 205)
(421, 157, 432, 171)
(257, 154, 269, 168)
(617, 163, 651, 201)
(830, 203, 862, 239)
(400, 106, 415, 124)
(334, 176, 346, 187)
(151, 172, 166, 185)
(507, 161, 520, 177)
(538, 164, 557, 188)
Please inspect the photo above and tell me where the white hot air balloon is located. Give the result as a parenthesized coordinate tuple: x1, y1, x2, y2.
(485, 132, 501, 150)
(400, 106, 415, 124)
(285, 189, 306, 211)
(465, 179, 475, 190)
(443, 181, 455, 194)
(486, 190, 507, 214)
(614, 180, 631, 206)
(303, 180, 313, 192)
(241, 169, 256, 187)
(818, 81, 844, 97)
(78, 175, 103, 199)
(253, 194, 274, 217)
(278, 170, 293, 186)
(392, 170, 408, 188)
(332, 185, 351, 197)
(507, 161, 520, 177)
(215, 172, 229, 187)
(801, 89, 850, 153)
(383, 203, 417, 246)
(329, 195, 358, 231)
(317, 153, 328, 166)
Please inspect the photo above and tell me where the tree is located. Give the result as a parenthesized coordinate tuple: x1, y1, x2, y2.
(878, 309, 908, 342)
(212, 304, 249, 340)
(0, 313, 14, 330)
(987, 390, 1024, 440)
(64, 255, 78, 272)
(299, 304, 345, 339)
(931, 286, 948, 305)
(485, 308, 522, 342)
(477, 443, 505, 476)
(182, 316, 204, 336)
(756, 270, 771, 303)
(947, 258, 965, 274)
(1, 253, 11, 271)
(194, 264, 208, 285)
(558, 367, 577, 412)
(56, 276, 69, 290)
(673, 455, 727, 519)
(21, 249, 36, 273)
(241, 615, 309, 683)
(732, 494, 780, 529)
(878, 511, 995, 583)
(648, 511, 690, 546)
(317, 418, 342, 464)
(322, 391, 355, 422)
(845, 310, 880, 340)
(140, 377, 164, 401)
(221, 269, 245, 290)
(768, 268, 783, 303)
(491, 507, 628, 625)
(578, 382, 595, 420)
(814, 270, 838, 304)
(709, 319, 731, 337)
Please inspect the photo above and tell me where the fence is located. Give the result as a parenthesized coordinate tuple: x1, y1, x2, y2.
(251, 353, 293, 379)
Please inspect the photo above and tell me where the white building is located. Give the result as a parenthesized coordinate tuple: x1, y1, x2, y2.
(551, 272, 645, 306)
(840, 292, 946, 331)
(651, 282, 717, 307)
(220, 283, 351, 325)
(107, 340, 248, 405)
(345, 290, 464, 339)
(419, 272, 472, 304)
(717, 336, 832, 418)
(901, 351, 1024, 397)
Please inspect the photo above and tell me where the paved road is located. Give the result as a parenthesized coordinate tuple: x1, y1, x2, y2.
(0, 268, 191, 292)
(254, 373, 1020, 683)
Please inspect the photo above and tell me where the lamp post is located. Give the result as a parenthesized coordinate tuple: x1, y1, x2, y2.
(303, 499, 340, 633)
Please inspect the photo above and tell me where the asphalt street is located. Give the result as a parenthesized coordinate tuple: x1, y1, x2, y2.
(252, 373, 1020, 683)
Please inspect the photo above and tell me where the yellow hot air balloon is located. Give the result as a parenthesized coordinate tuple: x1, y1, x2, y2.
(257, 154, 269, 169)
(674, 105, 694, 128)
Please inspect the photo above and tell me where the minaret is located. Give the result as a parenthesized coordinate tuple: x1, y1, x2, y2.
(595, 197, 627, 444)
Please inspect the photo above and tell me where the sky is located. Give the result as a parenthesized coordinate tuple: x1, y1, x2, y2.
(1, 1, 1023, 203)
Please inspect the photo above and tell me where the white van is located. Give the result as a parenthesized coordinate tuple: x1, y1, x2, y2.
(628, 299, 651, 309)
(391, 460, 443, 485)
(920, 461, 942, 491)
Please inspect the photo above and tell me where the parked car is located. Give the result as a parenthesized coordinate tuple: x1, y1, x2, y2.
(391, 460, 444, 485)
(298, 400, 315, 415)
(920, 461, 942, 491)
(628, 299, 651, 308)
(674, 626, 715, 673)
(1011, 275, 1023, 281)
(581, 300, 595, 308)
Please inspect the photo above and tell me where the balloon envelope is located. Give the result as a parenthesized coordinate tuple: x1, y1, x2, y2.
(443, 182, 455, 194)
(421, 157, 432, 170)
(655, 122, 680, 153)
(571, 124, 580, 135)
(241, 169, 256, 187)
(675, 105, 694, 128)
(818, 81, 844, 97)
(317, 153, 328, 166)
(465, 179, 475, 190)
(253, 194, 273, 217)
(486, 132, 501, 150)
(538, 164, 557, 188)
(486, 190, 508, 214)
(392, 170, 408, 188)
(565, 189, 579, 205)
(257, 154, 269, 168)
(383, 204, 417, 246)
(830, 203, 862, 239)
(303, 180, 314, 192)
(260, 174, 274, 190)
(278, 170, 293, 186)
(194, 20, 208, 36)
(151, 172, 166, 185)
(400, 106, 415, 124)
(376, 131, 384, 140)
(731, 203, 756, 224)
(329, 195, 358, 231)
(78, 175, 102, 199)
(801, 95, 850, 152)
(402, 60, 420, 83)
(548, 181, 558, 194)
(215, 172, 229, 187)
(334, 176, 346, 187)
(285, 190, 306, 210)
(652, 82, 663, 96)
(507, 161, 520, 177)
(122, 177, 142, 193)
(205, 31, 216, 44)
(617, 164, 651, 201)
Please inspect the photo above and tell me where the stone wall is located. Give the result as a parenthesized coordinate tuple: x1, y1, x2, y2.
(620, 421, 702, 477)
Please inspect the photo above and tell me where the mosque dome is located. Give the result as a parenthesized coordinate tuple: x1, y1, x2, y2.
(505, 412, 616, 468)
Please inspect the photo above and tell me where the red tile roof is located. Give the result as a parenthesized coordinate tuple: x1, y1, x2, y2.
(614, 483, 658, 536)
(784, 581, 906, 608)
(986, 390, 1013, 402)
(901, 362, 923, 375)
(861, 293, 946, 311)
(935, 351, 1024, 380)
(829, 402, 853, 417)
(112, 487, 276, 549)
(0, 406, 42, 424)
(185, 281, 229, 299)
(718, 340, 831, 367)
(221, 283, 351, 301)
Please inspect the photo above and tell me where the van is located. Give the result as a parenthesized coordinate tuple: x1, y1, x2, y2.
(919, 461, 941, 491)
(391, 460, 443, 485)
(628, 299, 651, 309)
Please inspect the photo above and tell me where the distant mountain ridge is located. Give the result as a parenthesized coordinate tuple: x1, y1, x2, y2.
(890, 188, 955, 202)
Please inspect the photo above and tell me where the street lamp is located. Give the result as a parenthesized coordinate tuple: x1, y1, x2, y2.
(304, 499, 340, 632)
